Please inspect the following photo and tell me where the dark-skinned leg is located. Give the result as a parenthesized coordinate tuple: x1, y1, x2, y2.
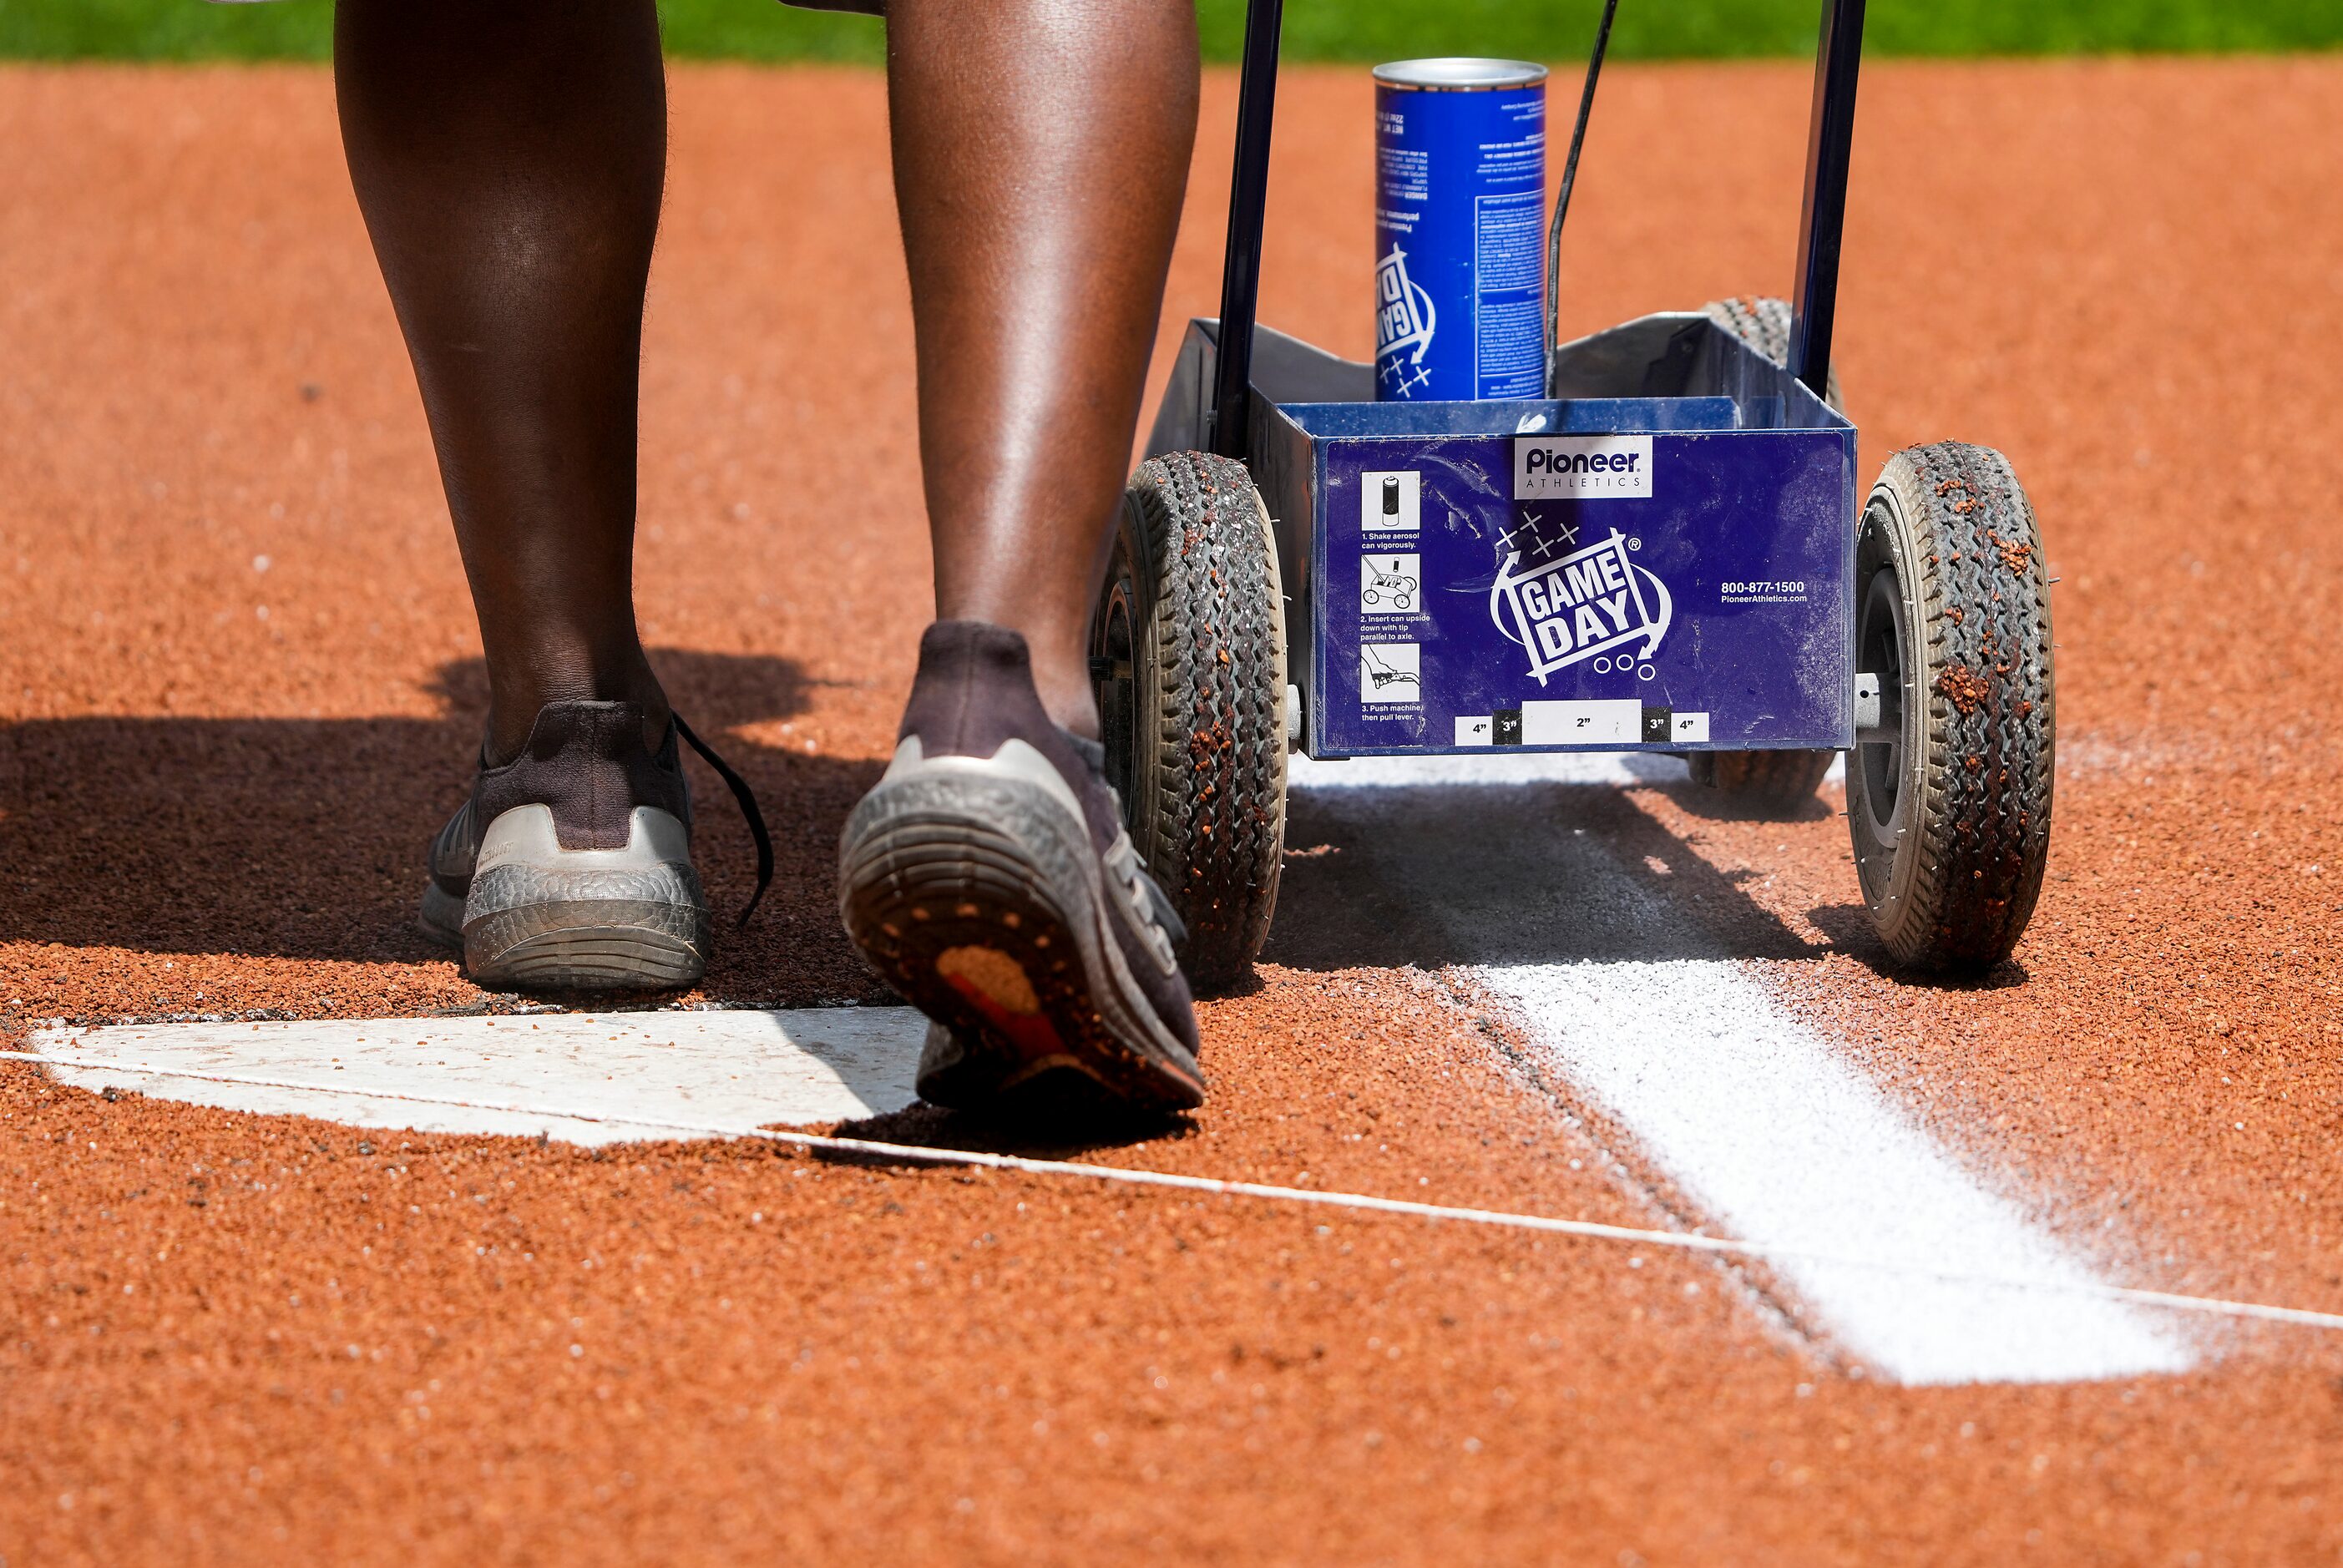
(334, 0, 670, 765)
(838, 0, 1207, 1112)
(340, 2, 736, 992)
(886, 0, 1201, 739)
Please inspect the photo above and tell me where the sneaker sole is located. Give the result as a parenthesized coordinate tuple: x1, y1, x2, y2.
(838, 751, 1204, 1112)
(436, 805, 710, 993)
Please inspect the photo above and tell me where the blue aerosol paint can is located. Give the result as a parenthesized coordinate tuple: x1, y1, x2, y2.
(1373, 58, 1549, 402)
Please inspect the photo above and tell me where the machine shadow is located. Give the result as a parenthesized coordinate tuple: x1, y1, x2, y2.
(1263, 772, 1828, 971)
(1804, 902, 2032, 990)
(0, 650, 888, 1007)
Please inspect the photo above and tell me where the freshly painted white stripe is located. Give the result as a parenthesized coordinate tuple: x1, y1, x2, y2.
(1288, 756, 2191, 1384)
(1480, 962, 2190, 1383)
(8, 1046, 2339, 1337)
(30, 1009, 925, 1146)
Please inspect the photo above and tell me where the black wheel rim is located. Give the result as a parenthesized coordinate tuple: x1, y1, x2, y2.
(1091, 552, 1139, 822)
(1854, 524, 1909, 859)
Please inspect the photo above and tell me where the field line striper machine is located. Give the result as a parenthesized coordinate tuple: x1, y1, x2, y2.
(1091, 0, 2055, 986)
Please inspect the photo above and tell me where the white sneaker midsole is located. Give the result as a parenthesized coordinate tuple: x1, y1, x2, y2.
(474, 804, 692, 877)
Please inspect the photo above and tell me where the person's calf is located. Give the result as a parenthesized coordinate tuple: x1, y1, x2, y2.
(337, 0, 671, 765)
(887, 0, 1200, 749)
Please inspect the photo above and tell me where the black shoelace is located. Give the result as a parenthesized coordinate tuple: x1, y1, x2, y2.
(673, 715, 774, 927)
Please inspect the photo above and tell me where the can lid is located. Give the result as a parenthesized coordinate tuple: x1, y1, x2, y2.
(1372, 58, 1549, 90)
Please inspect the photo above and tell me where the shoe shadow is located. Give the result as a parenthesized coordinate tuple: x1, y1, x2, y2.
(0, 649, 889, 1008)
(828, 1091, 1198, 1160)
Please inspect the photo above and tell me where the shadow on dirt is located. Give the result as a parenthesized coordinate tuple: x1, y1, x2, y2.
(1263, 768, 1835, 972)
(0, 650, 888, 1006)
(828, 1085, 1197, 1160)
(1804, 902, 2032, 990)
(1645, 775, 1839, 825)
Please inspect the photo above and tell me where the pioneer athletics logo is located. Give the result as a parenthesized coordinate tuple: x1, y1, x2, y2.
(1513, 435, 1654, 500)
(1374, 245, 1436, 398)
(1490, 527, 1673, 685)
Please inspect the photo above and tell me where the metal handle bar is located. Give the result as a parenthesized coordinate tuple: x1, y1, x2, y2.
(1208, 0, 1284, 457)
(1545, 0, 1619, 381)
(1209, 0, 1864, 451)
(1789, 0, 1865, 398)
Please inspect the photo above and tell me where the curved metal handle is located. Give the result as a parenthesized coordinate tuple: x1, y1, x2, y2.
(1545, 0, 1621, 387)
(1789, 0, 1868, 399)
(1211, 0, 1285, 458)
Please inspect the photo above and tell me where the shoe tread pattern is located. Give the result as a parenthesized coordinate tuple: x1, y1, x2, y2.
(838, 779, 1204, 1110)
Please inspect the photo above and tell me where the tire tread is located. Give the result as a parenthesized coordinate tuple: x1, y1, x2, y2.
(1120, 453, 1288, 989)
(1857, 442, 2055, 969)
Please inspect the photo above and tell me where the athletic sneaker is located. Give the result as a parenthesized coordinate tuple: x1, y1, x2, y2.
(838, 621, 1206, 1111)
(420, 700, 771, 991)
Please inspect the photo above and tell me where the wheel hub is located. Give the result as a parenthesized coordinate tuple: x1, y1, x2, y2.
(1853, 543, 1909, 859)
(1091, 567, 1138, 814)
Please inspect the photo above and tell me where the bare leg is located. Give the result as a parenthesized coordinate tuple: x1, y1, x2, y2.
(886, 0, 1201, 738)
(335, 0, 670, 762)
(842, 3, 1207, 1109)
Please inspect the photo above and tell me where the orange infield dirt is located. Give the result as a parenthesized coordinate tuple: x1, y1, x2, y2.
(4, 58, 2343, 1564)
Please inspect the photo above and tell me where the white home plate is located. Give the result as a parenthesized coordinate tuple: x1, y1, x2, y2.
(30, 1008, 928, 1146)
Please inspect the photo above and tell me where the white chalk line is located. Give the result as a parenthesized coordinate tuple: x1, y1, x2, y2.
(1473, 961, 2194, 1382)
(8, 1048, 2338, 1338)
(1285, 756, 2185, 1382)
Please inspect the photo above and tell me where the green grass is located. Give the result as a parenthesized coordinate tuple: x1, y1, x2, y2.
(4, 0, 2338, 63)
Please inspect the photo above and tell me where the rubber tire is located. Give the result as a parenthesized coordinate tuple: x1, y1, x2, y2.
(1092, 452, 1288, 991)
(1848, 443, 2054, 972)
(1683, 748, 1836, 815)
(1703, 294, 1845, 413)
(1689, 294, 1845, 815)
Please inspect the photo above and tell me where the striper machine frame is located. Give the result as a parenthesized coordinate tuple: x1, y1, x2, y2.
(1089, 0, 2057, 984)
